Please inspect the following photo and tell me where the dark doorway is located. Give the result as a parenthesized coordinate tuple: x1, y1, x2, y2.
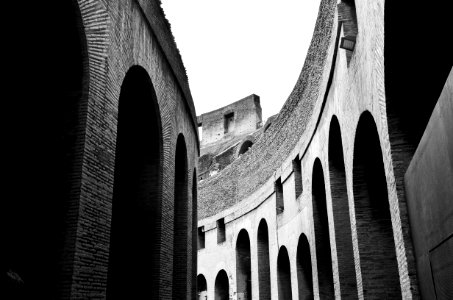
(3, 0, 88, 298)
(353, 111, 401, 299)
(297, 234, 313, 300)
(312, 158, 335, 298)
(236, 229, 252, 300)
(278, 246, 293, 300)
(215, 270, 229, 300)
(328, 116, 357, 298)
(257, 219, 271, 300)
(107, 66, 163, 299)
(173, 134, 189, 300)
(197, 274, 207, 300)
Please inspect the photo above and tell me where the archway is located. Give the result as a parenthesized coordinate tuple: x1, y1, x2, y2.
(236, 229, 252, 300)
(278, 246, 293, 300)
(312, 158, 335, 298)
(353, 111, 401, 298)
(3, 0, 88, 298)
(297, 234, 313, 300)
(257, 219, 271, 300)
(215, 270, 229, 300)
(239, 140, 253, 155)
(328, 116, 357, 298)
(107, 66, 163, 299)
(173, 134, 189, 300)
(197, 274, 207, 300)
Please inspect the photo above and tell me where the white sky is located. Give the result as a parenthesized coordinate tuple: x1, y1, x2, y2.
(161, 0, 321, 121)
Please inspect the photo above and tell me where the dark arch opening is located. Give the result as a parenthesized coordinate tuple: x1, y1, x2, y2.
(353, 111, 401, 298)
(239, 140, 253, 155)
(173, 134, 189, 300)
(297, 234, 313, 300)
(312, 158, 335, 298)
(236, 229, 252, 300)
(328, 116, 357, 299)
(192, 169, 199, 299)
(338, 0, 358, 65)
(215, 270, 229, 300)
(278, 246, 293, 300)
(3, 0, 88, 298)
(257, 219, 271, 300)
(107, 66, 163, 299)
(197, 274, 207, 300)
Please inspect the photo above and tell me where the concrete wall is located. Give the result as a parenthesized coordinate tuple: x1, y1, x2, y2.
(405, 69, 453, 300)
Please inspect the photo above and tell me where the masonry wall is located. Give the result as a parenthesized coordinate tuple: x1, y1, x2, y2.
(3, 0, 199, 299)
(197, 0, 452, 299)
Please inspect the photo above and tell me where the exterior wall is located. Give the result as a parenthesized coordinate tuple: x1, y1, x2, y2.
(199, 94, 262, 151)
(198, 0, 450, 299)
(4, 0, 199, 299)
(405, 70, 453, 300)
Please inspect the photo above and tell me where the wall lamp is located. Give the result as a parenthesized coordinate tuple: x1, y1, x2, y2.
(340, 36, 356, 51)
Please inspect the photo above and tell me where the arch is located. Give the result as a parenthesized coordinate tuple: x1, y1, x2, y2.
(197, 274, 207, 300)
(3, 0, 88, 298)
(236, 229, 252, 300)
(311, 158, 335, 298)
(215, 270, 230, 300)
(353, 111, 401, 298)
(192, 169, 199, 299)
(239, 140, 254, 155)
(257, 219, 271, 300)
(107, 65, 163, 299)
(297, 234, 313, 300)
(277, 246, 293, 300)
(328, 116, 357, 298)
(173, 134, 189, 300)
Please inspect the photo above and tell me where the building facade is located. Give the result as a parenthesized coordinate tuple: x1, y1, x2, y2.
(197, 0, 452, 299)
(3, 0, 199, 299)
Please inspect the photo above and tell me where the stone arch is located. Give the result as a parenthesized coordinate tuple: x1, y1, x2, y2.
(277, 246, 293, 300)
(197, 274, 207, 300)
(257, 219, 271, 300)
(192, 169, 199, 299)
(236, 229, 252, 300)
(107, 65, 163, 299)
(236, 135, 256, 157)
(297, 234, 313, 300)
(3, 0, 89, 298)
(328, 115, 357, 298)
(215, 270, 230, 300)
(311, 158, 335, 298)
(353, 111, 401, 298)
(173, 133, 189, 300)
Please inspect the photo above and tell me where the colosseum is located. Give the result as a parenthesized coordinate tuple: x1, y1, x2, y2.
(1, 0, 452, 299)
(196, 0, 452, 299)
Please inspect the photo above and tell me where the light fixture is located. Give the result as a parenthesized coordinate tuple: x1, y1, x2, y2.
(340, 36, 356, 51)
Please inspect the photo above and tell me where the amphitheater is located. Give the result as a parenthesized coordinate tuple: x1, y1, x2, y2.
(1, 0, 452, 299)
(196, 0, 452, 299)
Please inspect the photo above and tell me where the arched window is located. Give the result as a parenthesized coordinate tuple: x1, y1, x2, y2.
(215, 270, 229, 300)
(197, 274, 207, 300)
(239, 140, 254, 155)
(297, 234, 313, 300)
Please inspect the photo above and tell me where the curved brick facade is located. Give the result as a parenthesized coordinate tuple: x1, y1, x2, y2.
(3, 0, 199, 299)
(197, 0, 453, 299)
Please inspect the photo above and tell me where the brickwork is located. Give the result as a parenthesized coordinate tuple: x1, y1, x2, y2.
(197, 0, 451, 299)
(2, 0, 199, 299)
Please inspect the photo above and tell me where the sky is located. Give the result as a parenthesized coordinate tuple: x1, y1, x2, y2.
(161, 0, 322, 121)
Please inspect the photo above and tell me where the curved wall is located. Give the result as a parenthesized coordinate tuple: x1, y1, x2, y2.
(197, 0, 452, 299)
